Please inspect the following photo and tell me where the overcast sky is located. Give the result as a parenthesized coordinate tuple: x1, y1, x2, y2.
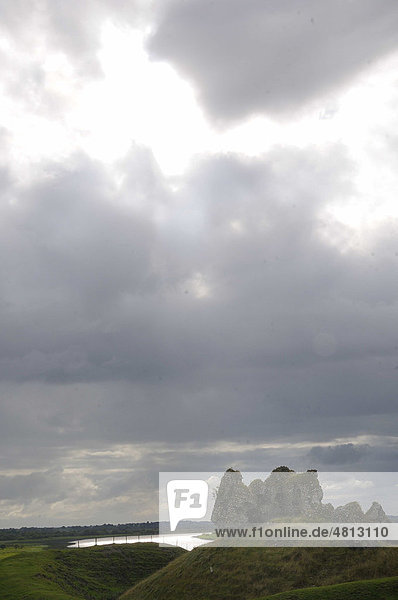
(1, 0, 398, 527)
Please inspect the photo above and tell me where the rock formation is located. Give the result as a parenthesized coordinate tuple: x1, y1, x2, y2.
(211, 469, 256, 524)
(334, 501, 366, 522)
(211, 467, 390, 525)
(365, 501, 389, 522)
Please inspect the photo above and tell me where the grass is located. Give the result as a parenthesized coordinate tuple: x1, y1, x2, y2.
(0, 542, 185, 599)
(0, 545, 80, 600)
(3, 540, 398, 600)
(120, 546, 398, 600)
(258, 576, 398, 600)
(195, 533, 215, 540)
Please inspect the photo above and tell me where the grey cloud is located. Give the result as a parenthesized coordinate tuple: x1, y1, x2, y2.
(0, 0, 145, 71)
(0, 146, 397, 452)
(307, 442, 398, 471)
(2, 0, 398, 528)
(0, 468, 68, 502)
(0, 0, 150, 121)
(148, 0, 398, 124)
(307, 443, 370, 466)
(1, 438, 397, 526)
(0, 142, 397, 524)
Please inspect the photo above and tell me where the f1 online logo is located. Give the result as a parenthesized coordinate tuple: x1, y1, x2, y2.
(167, 480, 209, 531)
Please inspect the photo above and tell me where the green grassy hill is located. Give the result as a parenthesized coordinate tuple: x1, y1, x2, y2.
(0, 543, 185, 600)
(259, 576, 398, 600)
(120, 546, 398, 600)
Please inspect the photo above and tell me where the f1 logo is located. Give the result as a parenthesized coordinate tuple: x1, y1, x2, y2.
(167, 480, 209, 531)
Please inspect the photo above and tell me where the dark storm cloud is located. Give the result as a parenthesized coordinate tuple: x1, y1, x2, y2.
(1, 1, 397, 527)
(307, 442, 398, 471)
(148, 0, 398, 124)
(0, 144, 397, 459)
(307, 443, 370, 466)
(0, 468, 67, 502)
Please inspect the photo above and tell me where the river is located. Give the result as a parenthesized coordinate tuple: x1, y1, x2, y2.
(68, 532, 211, 551)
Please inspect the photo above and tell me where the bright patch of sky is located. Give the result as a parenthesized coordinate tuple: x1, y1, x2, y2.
(3, 19, 398, 247)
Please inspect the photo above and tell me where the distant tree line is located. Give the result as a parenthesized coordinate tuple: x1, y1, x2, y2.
(0, 521, 160, 541)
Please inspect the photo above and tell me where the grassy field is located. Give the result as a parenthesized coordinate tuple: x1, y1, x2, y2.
(0, 542, 185, 599)
(3, 541, 398, 600)
(120, 546, 398, 600)
(259, 576, 398, 600)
